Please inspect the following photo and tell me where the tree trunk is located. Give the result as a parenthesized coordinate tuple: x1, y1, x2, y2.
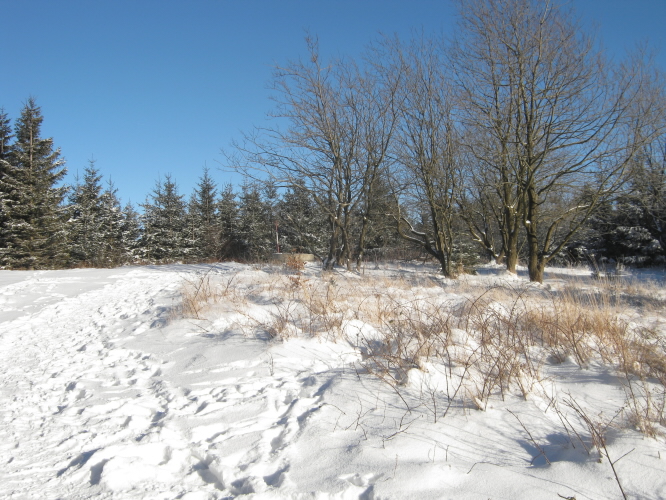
(355, 216, 370, 272)
(525, 189, 543, 282)
(526, 235, 541, 282)
(431, 250, 450, 277)
(505, 233, 518, 273)
(494, 248, 505, 265)
(527, 252, 546, 283)
(440, 254, 450, 277)
(324, 216, 340, 270)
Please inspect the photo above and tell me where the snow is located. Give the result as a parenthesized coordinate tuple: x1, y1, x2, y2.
(0, 262, 665, 499)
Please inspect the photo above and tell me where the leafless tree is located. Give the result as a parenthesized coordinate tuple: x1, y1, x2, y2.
(384, 35, 463, 277)
(451, 0, 664, 282)
(351, 48, 402, 271)
(457, 135, 514, 265)
(232, 36, 400, 271)
(624, 71, 666, 254)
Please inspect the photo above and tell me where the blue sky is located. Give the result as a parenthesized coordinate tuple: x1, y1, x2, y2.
(2, 0, 665, 206)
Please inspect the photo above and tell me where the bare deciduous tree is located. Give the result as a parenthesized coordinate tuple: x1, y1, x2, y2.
(385, 35, 463, 277)
(232, 36, 400, 270)
(351, 49, 402, 271)
(452, 0, 664, 282)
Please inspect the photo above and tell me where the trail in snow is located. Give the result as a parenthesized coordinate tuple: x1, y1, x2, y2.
(0, 267, 184, 497)
(0, 265, 359, 499)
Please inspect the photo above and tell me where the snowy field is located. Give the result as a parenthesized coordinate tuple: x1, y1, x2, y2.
(1, 262, 665, 499)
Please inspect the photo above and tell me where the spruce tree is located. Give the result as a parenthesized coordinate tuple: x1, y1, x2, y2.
(629, 140, 666, 263)
(237, 181, 273, 261)
(187, 167, 219, 261)
(0, 109, 13, 250)
(0, 98, 68, 268)
(120, 202, 141, 264)
(277, 184, 328, 256)
(184, 193, 203, 261)
(0, 108, 11, 176)
(99, 180, 126, 266)
(217, 183, 240, 259)
(68, 159, 106, 266)
(140, 174, 189, 263)
(68, 162, 131, 268)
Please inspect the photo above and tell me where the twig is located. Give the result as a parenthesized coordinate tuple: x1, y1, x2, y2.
(507, 409, 551, 465)
(563, 396, 629, 500)
(466, 461, 498, 474)
(382, 412, 420, 443)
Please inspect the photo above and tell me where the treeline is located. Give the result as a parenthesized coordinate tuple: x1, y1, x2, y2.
(2, 0, 666, 280)
(0, 99, 404, 268)
(232, 0, 666, 282)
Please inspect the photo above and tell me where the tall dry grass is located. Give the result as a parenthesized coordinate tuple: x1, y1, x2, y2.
(179, 264, 666, 437)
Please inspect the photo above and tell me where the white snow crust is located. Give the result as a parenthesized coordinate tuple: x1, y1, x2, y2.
(0, 262, 664, 499)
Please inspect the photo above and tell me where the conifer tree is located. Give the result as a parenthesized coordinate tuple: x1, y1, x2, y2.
(188, 167, 219, 260)
(0, 108, 11, 175)
(0, 98, 68, 268)
(237, 181, 273, 260)
(352, 176, 402, 264)
(0, 109, 13, 250)
(140, 174, 189, 263)
(120, 202, 141, 263)
(99, 180, 127, 266)
(184, 193, 203, 261)
(68, 161, 130, 267)
(217, 183, 240, 259)
(629, 135, 666, 262)
(277, 183, 327, 256)
(68, 160, 106, 266)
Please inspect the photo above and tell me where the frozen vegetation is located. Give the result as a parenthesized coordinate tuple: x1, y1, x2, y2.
(0, 261, 665, 499)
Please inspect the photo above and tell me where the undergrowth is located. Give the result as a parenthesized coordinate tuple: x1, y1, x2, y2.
(180, 264, 666, 442)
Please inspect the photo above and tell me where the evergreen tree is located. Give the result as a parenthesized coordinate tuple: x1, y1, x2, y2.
(67, 161, 129, 267)
(237, 181, 273, 261)
(99, 179, 127, 266)
(0, 108, 11, 176)
(0, 109, 13, 249)
(140, 174, 189, 263)
(217, 183, 240, 259)
(277, 183, 328, 256)
(188, 167, 219, 260)
(68, 160, 106, 266)
(120, 202, 141, 264)
(568, 134, 666, 267)
(184, 193, 203, 261)
(352, 176, 401, 265)
(0, 98, 68, 268)
(628, 138, 666, 263)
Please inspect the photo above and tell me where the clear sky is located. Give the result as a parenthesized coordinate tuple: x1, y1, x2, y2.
(2, 0, 665, 206)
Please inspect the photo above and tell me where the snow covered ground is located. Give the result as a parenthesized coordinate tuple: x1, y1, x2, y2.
(0, 262, 665, 499)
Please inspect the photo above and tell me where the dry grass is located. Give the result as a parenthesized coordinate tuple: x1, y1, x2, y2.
(179, 264, 666, 437)
(181, 270, 223, 319)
